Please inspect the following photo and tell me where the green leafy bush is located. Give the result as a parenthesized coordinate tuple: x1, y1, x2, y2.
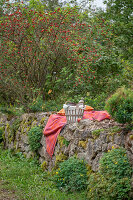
(105, 87, 133, 123)
(54, 157, 88, 192)
(44, 100, 62, 112)
(28, 126, 43, 152)
(0, 104, 24, 119)
(28, 96, 45, 112)
(100, 148, 132, 178)
(84, 92, 108, 110)
(87, 148, 132, 200)
(87, 172, 110, 200)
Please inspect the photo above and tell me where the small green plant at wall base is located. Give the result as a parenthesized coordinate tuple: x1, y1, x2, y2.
(28, 126, 43, 153)
(87, 172, 110, 200)
(105, 87, 133, 124)
(54, 157, 88, 192)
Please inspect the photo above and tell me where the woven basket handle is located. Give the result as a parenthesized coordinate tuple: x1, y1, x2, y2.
(65, 101, 76, 106)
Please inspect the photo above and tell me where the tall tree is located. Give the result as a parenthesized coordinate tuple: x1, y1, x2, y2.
(103, 0, 133, 60)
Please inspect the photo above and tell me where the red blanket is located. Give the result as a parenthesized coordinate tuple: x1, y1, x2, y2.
(43, 110, 110, 157)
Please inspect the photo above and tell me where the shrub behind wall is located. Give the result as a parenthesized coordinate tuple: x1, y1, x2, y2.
(105, 87, 133, 124)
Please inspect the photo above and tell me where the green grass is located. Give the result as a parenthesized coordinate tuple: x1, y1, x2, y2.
(0, 146, 87, 200)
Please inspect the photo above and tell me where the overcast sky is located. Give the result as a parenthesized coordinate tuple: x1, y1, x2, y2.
(9, 0, 107, 9)
(92, 0, 106, 9)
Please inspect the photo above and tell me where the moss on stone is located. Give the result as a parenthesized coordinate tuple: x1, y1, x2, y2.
(55, 152, 67, 168)
(40, 117, 46, 124)
(78, 139, 88, 149)
(110, 126, 122, 133)
(107, 133, 116, 142)
(2, 132, 5, 141)
(6, 122, 10, 130)
(10, 118, 22, 137)
(13, 140, 17, 149)
(58, 136, 70, 148)
(6, 123, 13, 144)
(20, 116, 38, 135)
(105, 126, 122, 142)
(58, 136, 65, 148)
(31, 120, 38, 127)
(86, 164, 93, 177)
(107, 131, 119, 142)
(130, 135, 133, 140)
(41, 161, 47, 171)
(92, 129, 104, 139)
(14, 148, 21, 153)
(0, 126, 4, 143)
(20, 121, 31, 135)
(6, 118, 22, 144)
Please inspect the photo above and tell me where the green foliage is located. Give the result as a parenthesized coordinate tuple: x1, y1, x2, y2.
(100, 148, 132, 179)
(103, 0, 133, 60)
(44, 100, 62, 112)
(105, 87, 133, 123)
(88, 148, 132, 200)
(28, 126, 43, 152)
(120, 60, 133, 88)
(0, 105, 15, 115)
(28, 96, 45, 112)
(92, 129, 104, 139)
(58, 136, 70, 148)
(87, 172, 110, 200)
(84, 92, 108, 110)
(63, 138, 70, 147)
(0, 104, 24, 118)
(54, 157, 88, 192)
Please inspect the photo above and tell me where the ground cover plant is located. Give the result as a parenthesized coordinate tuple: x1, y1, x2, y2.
(0, 146, 87, 200)
(54, 157, 88, 192)
(87, 147, 132, 200)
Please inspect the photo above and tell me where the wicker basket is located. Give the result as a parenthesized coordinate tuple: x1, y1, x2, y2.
(63, 100, 85, 123)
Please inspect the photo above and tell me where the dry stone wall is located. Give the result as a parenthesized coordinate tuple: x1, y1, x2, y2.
(0, 112, 133, 173)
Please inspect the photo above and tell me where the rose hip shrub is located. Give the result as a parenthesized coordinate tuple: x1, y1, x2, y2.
(0, 1, 119, 106)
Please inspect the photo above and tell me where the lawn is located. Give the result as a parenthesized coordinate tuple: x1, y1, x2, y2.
(0, 146, 87, 200)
